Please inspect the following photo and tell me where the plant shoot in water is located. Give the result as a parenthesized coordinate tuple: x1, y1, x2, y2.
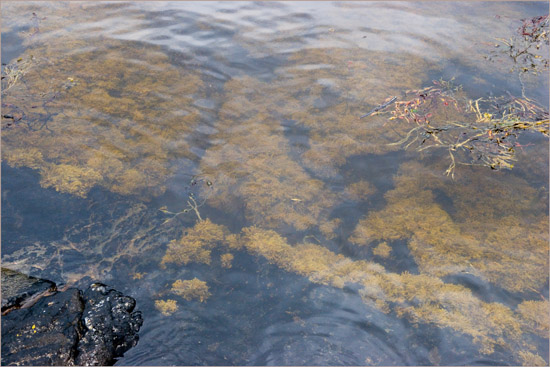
(159, 174, 214, 223)
(485, 14, 549, 97)
(367, 78, 549, 178)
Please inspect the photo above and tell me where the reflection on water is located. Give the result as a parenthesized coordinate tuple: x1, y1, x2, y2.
(1, 2, 549, 365)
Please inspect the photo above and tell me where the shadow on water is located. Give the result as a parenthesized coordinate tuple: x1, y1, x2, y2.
(1, 163, 87, 257)
(1, 30, 26, 65)
(333, 152, 408, 255)
(1, 163, 180, 289)
(342, 152, 406, 202)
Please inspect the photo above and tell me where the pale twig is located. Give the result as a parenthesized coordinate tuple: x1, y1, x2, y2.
(444, 148, 456, 179)
(1, 57, 34, 94)
(187, 196, 203, 222)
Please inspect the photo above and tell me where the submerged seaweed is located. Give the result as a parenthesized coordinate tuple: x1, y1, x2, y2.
(2, 35, 204, 197)
(1, 3, 548, 366)
(158, 219, 547, 364)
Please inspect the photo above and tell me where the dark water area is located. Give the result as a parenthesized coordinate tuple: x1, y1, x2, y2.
(1, 31, 25, 66)
(2, 2, 549, 366)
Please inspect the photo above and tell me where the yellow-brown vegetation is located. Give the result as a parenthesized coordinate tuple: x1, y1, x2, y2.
(2, 35, 203, 198)
(350, 161, 548, 293)
(228, 226, 541, 359)
(516, 300, 550, 338)
(518, 351, 548, 366)
(161, 219, 228, 266)
(2, 5, 546, 364)
(198, 76, 339, 231)
(197, 47, 441, 229)
(285, 48, 441, 178)
(220, 253, 234, 269)
(372, 242, 392, 258)
(155, 299, 178, 316)
(343, 180, 377, 201)
(171, 278, 211, 302)
(319, 219, 341, 240)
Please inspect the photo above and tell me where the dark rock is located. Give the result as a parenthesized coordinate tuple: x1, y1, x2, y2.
(1, 287, 84, 366)
(1, 268, 57, 314)
(75, 283, 143, 366)
(1, 270, 143, 366)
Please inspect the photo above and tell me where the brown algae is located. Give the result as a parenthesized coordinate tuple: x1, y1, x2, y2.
(171, 278, 211, 302)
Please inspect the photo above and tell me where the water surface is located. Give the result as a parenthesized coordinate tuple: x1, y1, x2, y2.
(2, 2, 549, 365)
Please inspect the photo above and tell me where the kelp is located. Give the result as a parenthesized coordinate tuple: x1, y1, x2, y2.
(239, 227, 544, 362)
(343, 180, 377, 201)
(2, 5, 547, 365)
(197, 48, 440, 231)
(198, 76, 339, 232)
(319, 219, 342, 240)
(160, 42, 546, 364)
(516, 300, 550, 338)
(285, 48, 442, 178)
(220, 253, 234, 269)
(518, 351, 547, 367)
(372, 242, 392, 258)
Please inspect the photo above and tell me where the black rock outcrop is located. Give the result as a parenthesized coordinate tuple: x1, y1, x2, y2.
(1, 269, 143, 366)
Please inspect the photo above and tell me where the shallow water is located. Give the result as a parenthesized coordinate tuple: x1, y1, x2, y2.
(1, 2, 549, 365)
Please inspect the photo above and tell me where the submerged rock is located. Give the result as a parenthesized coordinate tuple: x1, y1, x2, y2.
(1, 269, 143, 366)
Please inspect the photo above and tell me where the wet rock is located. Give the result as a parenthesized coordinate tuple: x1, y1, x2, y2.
(1, 269, 143, 366)
(1, 268, 56, 314)
(75, 283, 143, 365)
(1, 287, 84, 366)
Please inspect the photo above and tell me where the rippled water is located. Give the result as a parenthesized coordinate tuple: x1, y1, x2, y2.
(2, 2, 549, 365)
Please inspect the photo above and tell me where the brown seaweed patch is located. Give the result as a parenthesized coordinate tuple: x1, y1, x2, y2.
(319, 219, 341, 240)
(39, 164, 103, 198)
(3, 148, 45, 170)
(372, 242, 392, 258)
(158, 219, 545, 362)
(200, 47, 439, 229)
(161, 219, 228, 266)
(199, 77, 338, 231)
(343, 180, 377, 201)
(220, 253, 234, 269)
(284, 48, 441, 177)
(155, 299, 178, 316)
(236, 226, 539, 359)
(516, 300, 550, 338)
(350, 161, 548, 293)
(518, 351, 548, 366)
(171, 278, 211, 302)
(2, 36, 204, 198)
